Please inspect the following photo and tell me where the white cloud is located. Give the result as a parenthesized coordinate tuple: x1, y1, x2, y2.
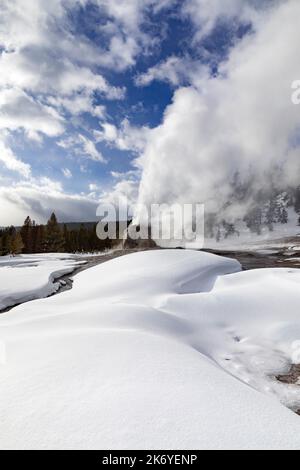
(0, 177, 99, 225)
(0, 140, 31, 178)
(0, 0, 177, 224)
(95, 119, 151, 153)
(0, 88, 64, 139)
(97, 0, 175, 36)
(182, 0, 275, 41)
(137, 0, 300, 223)
(53, 62, 125, 99)
(58, 134, 106, 163)
(0, 0, 127, 175)
(89, 183, 100, 192)
(111, 169, 139, 180)
(47, 94, 107, 119)
(136, 56, 209, 88)
(99, 177, 139, 216)
(0, 0, 174, 87)
(62, 168, 72, 179)
(0, 0, 176, 206)
(78, 135, 106, 163)
(0, 50, 125, 99)
(136, 1, 279, 89)
(87, 0, 177, 71)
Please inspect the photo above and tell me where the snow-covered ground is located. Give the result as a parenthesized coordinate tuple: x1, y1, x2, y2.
(0, 254, 85, 311)
(1, 250, 300, 449)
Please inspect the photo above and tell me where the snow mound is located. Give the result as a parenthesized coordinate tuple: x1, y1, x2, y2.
(1, 250, 300, 450)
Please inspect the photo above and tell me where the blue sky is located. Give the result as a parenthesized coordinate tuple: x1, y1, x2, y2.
(0, 0, 297, 225)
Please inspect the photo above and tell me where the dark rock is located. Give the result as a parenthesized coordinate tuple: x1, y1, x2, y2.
(276, 364, 300, 385)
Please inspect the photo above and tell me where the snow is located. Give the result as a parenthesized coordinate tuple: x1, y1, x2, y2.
(0, 254, 85, 311)
(1, 249, 300, 450)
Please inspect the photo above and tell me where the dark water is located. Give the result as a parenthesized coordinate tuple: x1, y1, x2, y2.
(203, 248, 300, 270)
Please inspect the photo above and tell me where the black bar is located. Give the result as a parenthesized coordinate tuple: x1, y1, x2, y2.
(1, 450, 203, 465)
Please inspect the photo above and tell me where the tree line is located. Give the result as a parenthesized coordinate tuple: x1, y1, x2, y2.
(0, 213, 120, 256)
(205, 182, 300, 241)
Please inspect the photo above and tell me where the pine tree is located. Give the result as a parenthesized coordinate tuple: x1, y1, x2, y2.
(222, 221, 236, 239)
(11, 232, 24, 255)
(67, 230, 76, 252)
(244, 207, 262, 235)
(295, 187, 300, 214)
(20, 216, 33, 253)
(265, 199, 276, 231)
(0, 228, 13, 255)
(44, 213, 64, 252)
(31, 225, 45, 253)
(78, 224, 89, 252)
(280, 207, 288, 224)
(63, 224, 70, 252)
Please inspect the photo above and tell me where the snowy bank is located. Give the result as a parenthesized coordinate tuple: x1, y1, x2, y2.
(1, 250, 300, 449)
(0, 254, 85, 311)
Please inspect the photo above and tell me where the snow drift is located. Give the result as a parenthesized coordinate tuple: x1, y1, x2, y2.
(1, 250, 300, 450)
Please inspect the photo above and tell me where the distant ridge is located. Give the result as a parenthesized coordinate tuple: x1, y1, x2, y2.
(6, 220, 131, 231)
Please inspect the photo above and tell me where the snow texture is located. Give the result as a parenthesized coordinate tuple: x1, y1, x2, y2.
(1, 250, 300, 450)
